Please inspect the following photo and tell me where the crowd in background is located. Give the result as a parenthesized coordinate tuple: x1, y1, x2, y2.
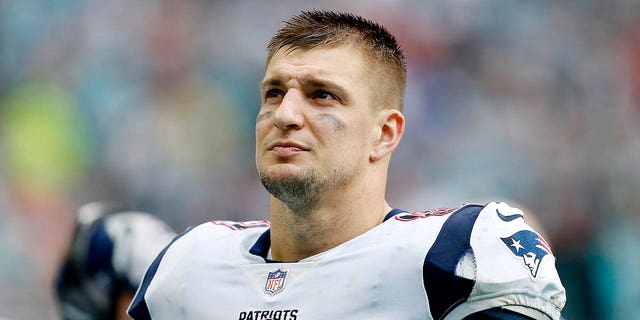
(1, 0, 639, 318)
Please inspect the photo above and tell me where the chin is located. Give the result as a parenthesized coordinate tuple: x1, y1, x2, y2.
(260, 163, 306, 180)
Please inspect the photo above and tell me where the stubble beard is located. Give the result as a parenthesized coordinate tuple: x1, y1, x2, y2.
(259, 168, 325, 213)
(259, 166, 355, 214)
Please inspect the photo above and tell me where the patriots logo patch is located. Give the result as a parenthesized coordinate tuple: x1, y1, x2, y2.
(501, 230, 553, 278)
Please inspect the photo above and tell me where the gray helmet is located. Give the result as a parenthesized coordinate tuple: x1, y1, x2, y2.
(55, 202, 175, 319)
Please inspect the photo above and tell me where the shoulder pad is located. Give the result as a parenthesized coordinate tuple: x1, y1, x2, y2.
(447, 202, 566, 319)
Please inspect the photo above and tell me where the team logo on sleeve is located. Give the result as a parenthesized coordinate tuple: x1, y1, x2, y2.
(265, 269, 288, 295)
(501, 230, 553, 278)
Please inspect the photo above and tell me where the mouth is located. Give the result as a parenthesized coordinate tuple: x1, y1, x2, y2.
(268, 141, 309, 157)
(268, 141, 309, 151)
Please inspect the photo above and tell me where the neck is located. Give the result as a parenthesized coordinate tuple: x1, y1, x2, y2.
(268, 173, 391, 262)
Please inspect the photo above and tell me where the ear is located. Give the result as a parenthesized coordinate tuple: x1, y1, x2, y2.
(370, 109, 405, 162)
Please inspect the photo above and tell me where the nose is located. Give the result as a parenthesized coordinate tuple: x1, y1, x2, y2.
(273, 90, 304, 130)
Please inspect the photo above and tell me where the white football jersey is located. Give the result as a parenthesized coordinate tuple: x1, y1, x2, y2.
(129, 202, 565, 319)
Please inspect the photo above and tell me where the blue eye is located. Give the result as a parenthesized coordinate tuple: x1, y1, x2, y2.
(313, 90, 335, 100)
(265, 89, 283, 99)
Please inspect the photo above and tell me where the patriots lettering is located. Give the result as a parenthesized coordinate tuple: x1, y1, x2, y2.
(238, 309, 298, 320)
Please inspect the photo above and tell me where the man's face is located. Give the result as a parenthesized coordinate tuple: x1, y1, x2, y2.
(256, 45, 377, 211)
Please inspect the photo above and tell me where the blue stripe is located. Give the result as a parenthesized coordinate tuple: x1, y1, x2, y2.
(249, 229, 271, 259)
(128, 226, 194, 320)
(248, 229, 293, 263)
(383, 208, 406, 221)
(423, 204, 484, 320)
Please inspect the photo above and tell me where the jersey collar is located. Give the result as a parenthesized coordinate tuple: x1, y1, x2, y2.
(249, 208, 407, 263)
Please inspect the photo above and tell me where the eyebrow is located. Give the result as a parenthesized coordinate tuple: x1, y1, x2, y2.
(303, 78, 337, 89)
(260, 76, 349, 101)
(260, 78, 284, 92)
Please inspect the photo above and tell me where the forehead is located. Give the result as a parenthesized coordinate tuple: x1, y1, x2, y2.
(263, 45, 369, 88)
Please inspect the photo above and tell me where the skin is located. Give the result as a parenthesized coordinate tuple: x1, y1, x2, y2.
(117, 292, 135, 320)
(256, 44, 405, 262)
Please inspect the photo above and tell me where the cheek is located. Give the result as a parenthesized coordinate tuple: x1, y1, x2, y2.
(314, 114, 346, 132)
(255, 119, 271, 142)
(314, 114, 370, 156)
(314, 114, 352, 154)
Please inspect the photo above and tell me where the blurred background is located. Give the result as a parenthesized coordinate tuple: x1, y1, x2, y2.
(0, 0, 639, 319)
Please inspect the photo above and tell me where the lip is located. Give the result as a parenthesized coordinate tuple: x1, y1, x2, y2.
(268, 141, 310, 157)
(268, 141, 310, 151)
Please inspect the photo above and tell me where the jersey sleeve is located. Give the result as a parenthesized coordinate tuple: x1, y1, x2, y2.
(127, 225, 195, 320)
(445, 202, 566, 320)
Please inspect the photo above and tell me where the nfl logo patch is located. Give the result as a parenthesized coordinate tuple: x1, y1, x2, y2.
(265, 269, 288, 295)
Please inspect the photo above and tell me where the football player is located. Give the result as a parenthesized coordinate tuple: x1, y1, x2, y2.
(129, 11, 566, 319)
(55, 202, 175, 319)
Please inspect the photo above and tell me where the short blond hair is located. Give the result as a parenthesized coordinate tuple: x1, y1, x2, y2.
(266, 10, 407, 111)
